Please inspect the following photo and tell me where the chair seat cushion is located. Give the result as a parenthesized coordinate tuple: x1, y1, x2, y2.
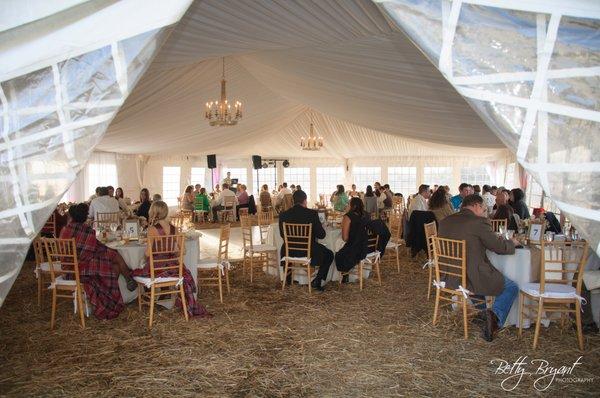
(39, 261, 62, 272)
(197, 260, 221, 269)
(282, 256, 311, 264)
(134, 276, 182, 288)
(521, 282, 578, 299)
(246, 244, 277, 253)
(386, 241, 403, 249)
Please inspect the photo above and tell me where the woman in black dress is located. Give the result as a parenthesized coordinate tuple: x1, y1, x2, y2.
(134, 188, 151, 220)
(510, 188, 530, 219)
(335, 197, 369, 273)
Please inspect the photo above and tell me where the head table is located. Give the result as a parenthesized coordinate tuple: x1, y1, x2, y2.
(105, 234, 201, 304)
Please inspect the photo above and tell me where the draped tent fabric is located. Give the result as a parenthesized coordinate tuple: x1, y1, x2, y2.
(376, 0, 600, 253)
(0, 0, 193, 306)
(102, 0, 503, 154)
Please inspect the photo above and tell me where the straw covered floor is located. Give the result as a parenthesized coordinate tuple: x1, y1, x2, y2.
(1, 255, 599, 397)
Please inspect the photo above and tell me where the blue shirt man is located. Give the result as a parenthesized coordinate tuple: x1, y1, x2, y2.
(451, 183, 473, 210)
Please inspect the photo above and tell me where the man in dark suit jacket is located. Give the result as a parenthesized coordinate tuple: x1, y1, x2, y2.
(438, 194, 521, 342)
(279, 190, 333, 292)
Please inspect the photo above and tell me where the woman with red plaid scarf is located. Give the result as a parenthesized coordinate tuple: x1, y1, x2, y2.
(60, 203, 137, 319)
(133, 201, 211, 318)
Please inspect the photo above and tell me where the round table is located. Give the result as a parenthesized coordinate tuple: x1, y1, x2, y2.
(106, 236, 200, 303)
(269, 223, 370, 285)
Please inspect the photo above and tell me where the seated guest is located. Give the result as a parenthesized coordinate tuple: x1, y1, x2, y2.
(279, 190, 333, 292)
(114, 187, 129, 215)
(194, 184, 201, 195)
(428, 187, 453, 221)
(132, 201, 211, 319)
(211, 183, 237, 221)
(276, 182, 293, 208)
(364, 185, 378, 216)
(493, 190, 517, 230)
(335, 198, 369, 277)
(473, 185, 481, 196)
(408, 184, 430, 218)
(88, 186, 101, 202)
(259, 184, 272, 210)
(295, 185, 302, 192)
(152, 193, 162, 202)
(194, 187, 211, 213)
(236, 184, 249, 219)
(438, 194, 520, 341)
(450, 183, 472, 210)
(134, 188, 151, 220)
(214, 184, 221, 195)
(107, 185, 115, 197)
(510, 188, 530, 219)
(181, 185, 195, 211)
(60, 203, 136, 319)
(481, 185, 496, 215)
(331, 184, 349, 212)
(290, 184, 296, 192)
(348, 184, 359, 198)
(88, 186, 120, 221)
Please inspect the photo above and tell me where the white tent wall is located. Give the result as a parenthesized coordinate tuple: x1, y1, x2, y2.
(0, 0, 193, 306)
(376, 0, 600, 253)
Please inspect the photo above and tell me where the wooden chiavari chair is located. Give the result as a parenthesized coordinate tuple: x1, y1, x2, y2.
(197, 224, 231, 303)
(519, 240, 589, 350)
(134, 233, 188, 328)
(218, 196, 236, 223)
(431, 236, 486, 339)
(33, 237, 63, 307)
(281, 223, 314, 294)
(423, 221, 437, 300)
(42, 238, 87, 329)
(41, 212, 57, 237)
(385, 211, 404, 272)
(339, 231, 381, 290)
(490, 218, 508, 233)
(241, 215, 277, 283)
(94, 211, 120, 231)
(258, 209, 274, 228)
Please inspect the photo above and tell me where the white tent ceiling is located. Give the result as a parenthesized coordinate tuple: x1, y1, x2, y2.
(100, 0, 504, 158)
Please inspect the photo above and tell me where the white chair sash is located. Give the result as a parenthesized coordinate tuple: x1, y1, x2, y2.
(432, 280, 472, 298)
(363, 251, 381, 264)
(281, 256, 311, 264)
(422, 259, 433, 269)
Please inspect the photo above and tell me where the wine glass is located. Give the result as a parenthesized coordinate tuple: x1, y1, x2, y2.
(498, 224, 506, 237)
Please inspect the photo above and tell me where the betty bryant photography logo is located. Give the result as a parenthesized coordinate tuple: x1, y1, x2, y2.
(490, 356, 595, 391)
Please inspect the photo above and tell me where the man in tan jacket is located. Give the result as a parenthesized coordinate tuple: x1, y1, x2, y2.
(438, 194, 521, 342)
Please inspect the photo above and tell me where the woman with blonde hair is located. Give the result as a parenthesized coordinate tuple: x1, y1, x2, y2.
(132, 201, 211, 318)
(181, 185, 195, 211)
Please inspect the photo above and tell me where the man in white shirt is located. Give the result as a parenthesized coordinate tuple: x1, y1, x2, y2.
(211, 183, 238, 221)
(88, 186, 120, 221)
(276, 182, 293, 207)
(408, 184, 431, 218)
(481, 184, 496, 216)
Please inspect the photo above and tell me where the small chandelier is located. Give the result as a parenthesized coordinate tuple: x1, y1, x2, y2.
(300, 111, 323, 151)
(205, 57, 242, 126)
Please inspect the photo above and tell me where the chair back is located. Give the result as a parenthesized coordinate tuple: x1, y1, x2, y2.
(539, 240, 589, 295)
(432, 236, 467, 287)
(239, 207, 249, 218)
(240, 215, 255, 249)
(283, 222, 312, 259)
(424, 221, 437, 261)
(148, 234, 185, 280)
(282, 194, 293, 212)
(33, 237, 46, 266)
(392, 196, 405, 213)
(490, 218, 507, 233)
(217, 224, 231, 262)
(389, 212, 403, 242)
(41, 212, 57, 237)
(42, 238, 80, 285)
(223, 195, 236, 209)
(95, 212, 120, 229)
(257, 211, 272, 244)
(367, 229, 379, 253)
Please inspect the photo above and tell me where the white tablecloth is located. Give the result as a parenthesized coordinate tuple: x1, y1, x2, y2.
(107, 237, 200, 303)
(269, 222, 370, 285)
(488, 246, 597, 329)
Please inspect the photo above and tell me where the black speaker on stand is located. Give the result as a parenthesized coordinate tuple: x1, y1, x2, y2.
(207, 154, 217, 191)
(252, 155, 262, 195)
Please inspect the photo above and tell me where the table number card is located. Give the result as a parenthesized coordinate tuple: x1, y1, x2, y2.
(123, 220, 139, 239)
(528, 221, 544, 244)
